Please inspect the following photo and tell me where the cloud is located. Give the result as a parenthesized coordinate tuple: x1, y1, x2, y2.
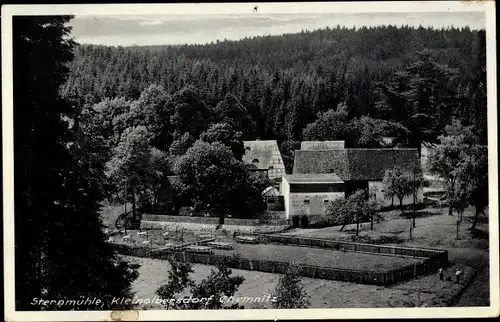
(69, 12, 485, 46)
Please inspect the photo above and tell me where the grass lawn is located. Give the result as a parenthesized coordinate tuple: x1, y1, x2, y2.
(221, 243, 420, 271)
(282, 205, 490, 306)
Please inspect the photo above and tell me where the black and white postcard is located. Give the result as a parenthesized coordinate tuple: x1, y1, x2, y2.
(2, 1, 498, 321)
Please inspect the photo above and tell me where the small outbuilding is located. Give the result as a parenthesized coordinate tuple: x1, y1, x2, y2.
(262, 186, 285, 211)
(280, 173, 345, 219)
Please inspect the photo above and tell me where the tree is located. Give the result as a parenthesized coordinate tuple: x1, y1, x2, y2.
(175, 141, 263, 223)
(188, 256, 245, 309)
(105, 125, 153, 221)
(13, 16, 138, 310)
(382, 167, 417, 215)
(279, 140, 301, 174)
(374, 50, 460, 157)
(429, 121, 488, 227)
(156, 255, 245, 310)
(348, 116, 406, 148)
(326, 190, 379, 235)
(409, 167, 424, 227)
(128, 84, 170, 150)
(302, 103, 349, 141)
(166, 85, 213, 139)
(271, 264, 310, 309)
(213, 93, 255, 138)
(155, 257, 195, 309)
(145, 148, 170, 213)
(168, 132, 195, 157)
(427, 120, 477, 216)
(467, 145, 488, 230)
(200, 123, 245, 160)
(91, 97, 133, 148)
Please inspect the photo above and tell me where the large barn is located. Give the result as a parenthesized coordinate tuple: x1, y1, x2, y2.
(289, 148, 424, 215)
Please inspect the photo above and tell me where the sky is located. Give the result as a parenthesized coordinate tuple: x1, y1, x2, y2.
(70, 11, 486, 47)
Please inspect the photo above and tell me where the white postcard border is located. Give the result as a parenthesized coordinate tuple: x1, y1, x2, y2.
(2, 1, 498, 321)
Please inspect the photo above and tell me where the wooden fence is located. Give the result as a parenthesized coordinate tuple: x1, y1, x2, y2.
(111, 239, 448, 286)
(112, 244, 386, 285)
(256, 234, 448, 259)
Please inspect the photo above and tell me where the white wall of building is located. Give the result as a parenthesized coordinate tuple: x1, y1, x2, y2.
(368, 181, 424, 207)
(280, 176, 291, 219)
(288, 192, 345, 218)
(268, 145, 286, 179)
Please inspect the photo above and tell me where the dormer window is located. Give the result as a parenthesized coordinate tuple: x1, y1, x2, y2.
(252, 158, 259, 164)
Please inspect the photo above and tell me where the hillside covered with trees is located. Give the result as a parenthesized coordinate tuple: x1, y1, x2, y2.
(62, 24, 487, 219)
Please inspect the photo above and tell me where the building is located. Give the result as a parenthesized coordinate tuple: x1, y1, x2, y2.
(262, 186, 285, 211)
(281, 174, 345, 219)
(154, 175, 181, 215)
(380, 136, 397, 147)
(300, 140, 345, 150)
(420, 142, 431, 174)
(292, 148, 424, 208)
(243, 140, 286, 180)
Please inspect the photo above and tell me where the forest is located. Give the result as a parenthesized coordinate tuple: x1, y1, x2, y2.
(61, 25, 487, 220)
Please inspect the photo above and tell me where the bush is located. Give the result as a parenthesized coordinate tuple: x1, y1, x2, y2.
(309, 219, 332, 229)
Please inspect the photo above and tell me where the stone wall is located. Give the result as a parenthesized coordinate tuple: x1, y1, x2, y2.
(140, 220, 290, 234)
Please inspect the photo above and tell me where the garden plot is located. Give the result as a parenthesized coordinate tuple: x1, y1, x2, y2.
(215, 243, 421, 272)
(108, 229, 228, 249)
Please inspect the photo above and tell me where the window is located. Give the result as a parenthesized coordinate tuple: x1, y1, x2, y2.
(303, 199, 310, 205)
(323, 200, 329, 204)
(269, 166, 274, 169)
(252, 158, 259, 163)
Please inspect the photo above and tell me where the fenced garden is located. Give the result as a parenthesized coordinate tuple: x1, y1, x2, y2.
(108, 226, 448, 286)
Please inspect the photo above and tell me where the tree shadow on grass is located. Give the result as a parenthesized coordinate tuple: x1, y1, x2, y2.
(468, 229, 489, 240)
(399, 210, 442, 220)
(342, 232, 406, 244)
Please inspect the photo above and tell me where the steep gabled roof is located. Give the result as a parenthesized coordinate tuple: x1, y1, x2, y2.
(293, 148, 420, 181)
(243, 140, 282, 170)
(300, 141, 345, 150)
(262, 186, 283, 196)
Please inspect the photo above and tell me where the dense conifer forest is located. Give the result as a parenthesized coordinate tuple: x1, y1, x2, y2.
(63, 25, 486, 145)
(60, 24, 487, 217)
